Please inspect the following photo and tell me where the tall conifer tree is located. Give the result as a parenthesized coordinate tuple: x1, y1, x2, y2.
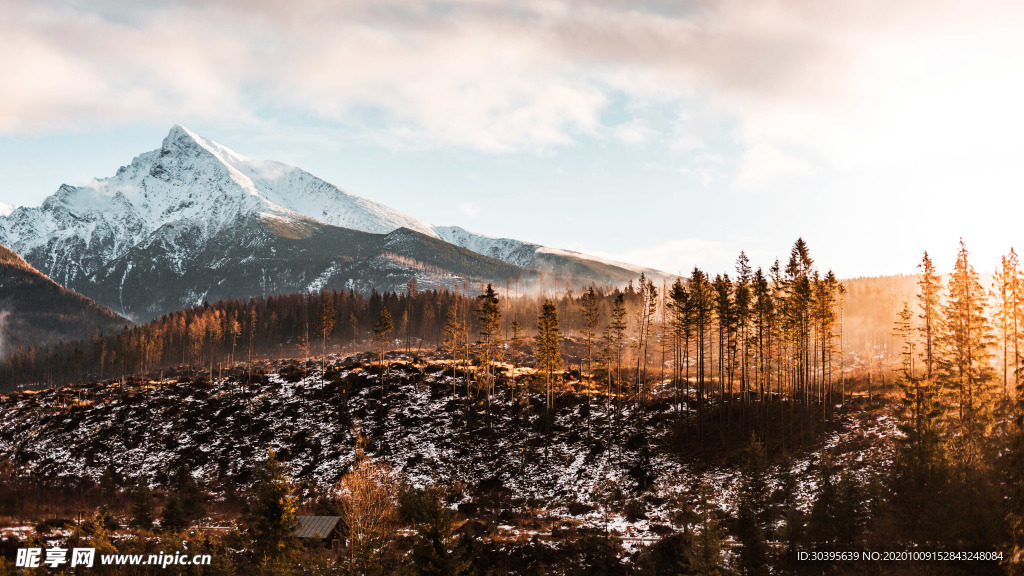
(537, 299, 561, 420)
(936, 240, 997, 463)
(476, 284, 502, 404)
(917, 251, 942, 379)
(373, 308, 394, 394)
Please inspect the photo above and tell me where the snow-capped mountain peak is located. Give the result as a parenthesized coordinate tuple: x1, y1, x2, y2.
(0, 125, 668, 320)
(165, 123, 251, 164)
(0, 125, 441, 285)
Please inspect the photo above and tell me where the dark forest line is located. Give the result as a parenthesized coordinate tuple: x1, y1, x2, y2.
(2, 239, 850, 414)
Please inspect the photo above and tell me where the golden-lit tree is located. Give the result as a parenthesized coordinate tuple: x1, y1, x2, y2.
(476, 283, 502, 404)
(337, 456, 398, 575)
(917, 251, 942, 380)
(936, 240, 996, 473)
(993, 249, 1024, 397)
(536, 298, 561, 419)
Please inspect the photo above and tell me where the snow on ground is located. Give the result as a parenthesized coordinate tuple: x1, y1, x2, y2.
(0, 357, 897, 544)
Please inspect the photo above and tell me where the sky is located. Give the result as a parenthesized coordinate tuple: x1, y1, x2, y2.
(3, 0, 1024, 278)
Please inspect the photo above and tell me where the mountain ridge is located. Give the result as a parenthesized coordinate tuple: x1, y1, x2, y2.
(0, 243, 125, 356)
(0, 126, 670, 320)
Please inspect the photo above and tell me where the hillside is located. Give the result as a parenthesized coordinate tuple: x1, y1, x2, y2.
(0, 244, 125, 356)
(0, 354, 894, 549)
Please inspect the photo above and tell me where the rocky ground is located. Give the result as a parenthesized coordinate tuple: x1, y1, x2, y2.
(0, 353, 896, 549)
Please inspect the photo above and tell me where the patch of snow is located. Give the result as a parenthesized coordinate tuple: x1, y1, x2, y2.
(432, 225, 539, 267)
(0, 124, 439, 289)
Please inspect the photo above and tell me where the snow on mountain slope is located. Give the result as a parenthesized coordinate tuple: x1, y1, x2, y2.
(168, 126, 438, 237)
(0, 203, 13, 217)
(0, 125, 442, 290)
(434, 224, 671, 281)
(0, 125, 437, 261)
(0, 125, 669, 320)
(432, 225, 539, 267)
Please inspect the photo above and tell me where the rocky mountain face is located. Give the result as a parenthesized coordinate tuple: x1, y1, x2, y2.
(0, 126, 667, 321)
(0, 244, 125, 355)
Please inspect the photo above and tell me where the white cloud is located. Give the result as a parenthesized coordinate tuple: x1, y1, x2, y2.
(733, 144, 810, 190)
(457, 202, 481, 218)
(611, 118, 656, 145)
(3, 0, 1024, 188)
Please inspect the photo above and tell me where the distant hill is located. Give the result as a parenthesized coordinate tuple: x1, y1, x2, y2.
(0, 244, 126, 356)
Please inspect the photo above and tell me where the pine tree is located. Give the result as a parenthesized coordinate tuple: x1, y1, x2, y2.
(1012, 249, 1024, 394)
(712, 274, 733, 402)
(735, 253, 753, 406)
(297, 322, 311, 366)
(441, 302, 464, 397)
(129, 481, 154, 530)
(581, 286, 601, 395)
(349, 311, 360, 342)
(935, 240, 998, 542)
(936, 240, 997, 468)
(508, 319, 525, 403)
(775, 465, 804, 570)
(917, 251, 942, 379)
(891, 300, 944, 504)
(609, 293, 628, 409)
(885, 261, 950, 543)
(893, 302, 915, 378)
(807, 454, 839, 548)
(244, 448, 298, 560)
(834, 471, 867, 547)
(689, 268, 715, 438)
(752, 268, 774, 403)
(320, 291, 336, 387)
(160, 493, 187, 532)
(400, 308, 411, 353)
(735, 438, 770, 576)
(993, 250, 1024, 397)
(1005, 250, 1024, 569)
(686, 482, 728, 576)
(407, 487, 470, 576)
(812, 271, 841, 411)
(634, 275, 657, 404)
(476, 284, 502, 404)
(670, 279, 691, 420)
(536, 299, 562, 420)
(175, 468, 207, 526)
(785, 239, 814, 405)
(1001, 387, 1024, 570)
(373, 308, 394, 394)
